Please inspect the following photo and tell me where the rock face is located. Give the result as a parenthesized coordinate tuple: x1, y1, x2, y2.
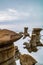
(14, 46, 20, 60)
(20, 54, 37, 65)
(0, 29, 23, 65)
(32, 28, 43, 46)
(0, 29, 23, 44)
(0, 42, 16, 65)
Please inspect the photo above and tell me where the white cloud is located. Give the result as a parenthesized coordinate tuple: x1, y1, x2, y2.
(0, 8, 42, 21)
(0, 8, 30, 21)
(8, 8, 17, 13)
(0, 9, 19, 21)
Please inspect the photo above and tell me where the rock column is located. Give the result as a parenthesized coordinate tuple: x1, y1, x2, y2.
(0, 42, 16, 65)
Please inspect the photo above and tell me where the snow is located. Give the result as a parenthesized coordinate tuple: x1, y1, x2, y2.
(16, 60, 20, 65)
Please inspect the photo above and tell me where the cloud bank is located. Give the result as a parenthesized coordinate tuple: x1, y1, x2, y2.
(0, 8, 41, 21)
(0, 8, 29, 21)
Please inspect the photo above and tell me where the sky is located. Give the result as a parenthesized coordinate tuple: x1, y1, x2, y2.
(0, 0, 43, 31)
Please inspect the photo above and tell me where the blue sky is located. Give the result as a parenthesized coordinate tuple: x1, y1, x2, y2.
(0, 0, 43, 30)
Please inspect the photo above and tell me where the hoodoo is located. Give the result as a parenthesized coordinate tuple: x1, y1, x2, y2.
(23, 27, 30, 39)
(19, 27, 30, 39)
(23, 34, 38, 52)
(32, 28, 43, 46)
(23, 28, 43, 53)
(0, 29, 23, 65)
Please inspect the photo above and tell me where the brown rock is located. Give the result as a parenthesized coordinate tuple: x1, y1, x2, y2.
(23, 34, 38, 52)
(30, 34, 37, 47)
(0, 29, 23, 44)
(23, 28, 43, 53)
(19, 27, 30, 39)
(32, 28, 43, 46)
(23, 27, 30, 39)
(0, 29, 23, 65)
(0, 42, 16, 65)
(20, 54, 37, 65)
(14, 46, 20, 60)
(23, 42, 38, 53)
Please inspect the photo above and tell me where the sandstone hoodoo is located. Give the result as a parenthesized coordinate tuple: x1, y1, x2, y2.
(23, 34, 38, 53)
(0, 29, 23, 44)
(23, 28, 43, 53)
(32, 28, 43, 46)
(20, 54, 37, 65)
(0, 29, 23, 65)
(19, 27, 30, 39)
(23, 27, 30, 39)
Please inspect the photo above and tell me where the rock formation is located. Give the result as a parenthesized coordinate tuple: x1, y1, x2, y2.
(23, 34, 38, 53)
(0, 28, 43, 64)
(23, 28, 43, 53)
(14, 46, 20, 60)
(0, 29, 23, 44)
(20, 54, 37, 65)
(23, 27, 30, 39)
(0, 29, 23, 65)
(32, 28, 43, 46)
(19, 27, 30, 39)
(0, 42, 16, 65)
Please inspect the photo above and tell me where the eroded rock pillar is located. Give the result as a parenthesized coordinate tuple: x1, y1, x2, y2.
(0, 42, 16, 65)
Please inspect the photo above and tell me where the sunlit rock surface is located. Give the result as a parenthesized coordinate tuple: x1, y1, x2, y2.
(0, 29, 23, 65)
(0, 29, 23, 44)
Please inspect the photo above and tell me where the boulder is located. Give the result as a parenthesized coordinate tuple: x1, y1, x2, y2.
(20, 54, 37, 65)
